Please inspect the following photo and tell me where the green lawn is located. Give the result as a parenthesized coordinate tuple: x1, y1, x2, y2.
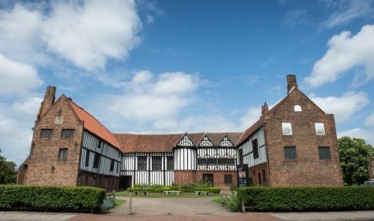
(115, 191, 221, 198)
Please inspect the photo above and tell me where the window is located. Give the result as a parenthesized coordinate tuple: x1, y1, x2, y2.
(315, 123, 326, 135)
(97, 140, 102, 148)
(85, 150, 90, 166)
(152, 156, 162, 170)
(40, 129, 53, 138)
(61, 129, 74, 138)
(110, 160, 115, 171)
(319, 147, 331, 160)
(262, 169, 267, 182)
(284, 146, 297, 160)
(282, 122, 293, 135)
(138, 156, 147, 171)
(238, 149, 243, 165)
(93, 153, 100, 168)
(224, 175, 232, 184)
(294, 105, 302, 112)
(167, 156, 174, 170)
(252, 139, 259, 159)
(58, 148, 68, 160)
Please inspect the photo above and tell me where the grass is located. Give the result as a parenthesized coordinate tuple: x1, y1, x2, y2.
(114, 199, 125, 206)
(115, 191, 221, 198)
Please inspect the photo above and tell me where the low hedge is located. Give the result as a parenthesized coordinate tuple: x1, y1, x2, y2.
(0, 185, 105, 213)
(238, 186, 374, 212)
(127, 186, 221, 194)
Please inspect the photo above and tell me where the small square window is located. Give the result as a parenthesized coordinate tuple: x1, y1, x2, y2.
(319, 147, 331, 160)
(61, 129, 74, 138)
(58, 148, 68, 160)
(41, 129, 53, 138)
(224, 175, 232, 184)
(315, 123, 325, 135)
(284, 146, 297, 160)
(282, 123, 293, 135)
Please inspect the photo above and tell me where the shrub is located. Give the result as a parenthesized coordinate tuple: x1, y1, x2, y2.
(226, 196, 241, 212)
(0, 185, 105, 213)
(238, 186, 374, 212)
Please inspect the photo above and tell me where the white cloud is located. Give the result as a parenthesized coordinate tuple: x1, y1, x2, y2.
(0, 54, 43, 96)
(239, 107, 261, 130)
(338, 128, 374, 146)
(365, 113, 374, 126)
(305, 25, 374, 87)
(309, 91, 370, 122)
(283, 8, 307, 27)
(0, 0, 142, 71)
(107, 71, 199, 122)
(321, 0, 374, 29)
(42, 0, 141, 70)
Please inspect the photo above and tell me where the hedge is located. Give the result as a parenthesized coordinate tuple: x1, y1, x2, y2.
(237, 186, 374, 212)
(0, 185, 106, 213)
(127, 186, 221, 194)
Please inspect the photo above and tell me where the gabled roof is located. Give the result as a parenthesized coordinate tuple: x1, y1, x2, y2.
(113, 132, 242, 153)
(69, 100, 119, 149)
(236, 96, 288, 146)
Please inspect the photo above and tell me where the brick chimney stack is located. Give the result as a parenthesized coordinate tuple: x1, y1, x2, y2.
(261, 102, 268, 115)
(37, 86, 56, 120)
(287, 74, 297, 94)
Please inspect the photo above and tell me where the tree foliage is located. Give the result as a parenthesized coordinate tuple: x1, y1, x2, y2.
(338, 136, 374, 185)
(0, 148, 17, 184)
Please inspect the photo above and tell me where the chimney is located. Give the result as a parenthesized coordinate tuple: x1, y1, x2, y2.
(37, 86, 56, 120)
(261, 102, 268, 115)
(287, 74, 297, 94)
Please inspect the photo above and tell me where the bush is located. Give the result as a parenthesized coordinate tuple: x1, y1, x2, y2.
(226, 196, 241, 212)
(0, 185, 105, 213)
(238, 186, 374, 212)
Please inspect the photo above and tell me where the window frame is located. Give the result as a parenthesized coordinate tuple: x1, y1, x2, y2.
(252, 139, 259, 159)
(61, 129, 74, 138)
(138, 156, 147, 171)
(40, 129, 53, 138)
(58, 148, 68, 160)
(152, 156, 162, 171)
(85, 150, 90, 166)
(224, 174, 232, 184)
(93, 153, 100, 168)
(318, 146, 331, 160)
(315, 122, 326, 135)
(282, 122, 293, 135)
(284, 146, 297, 160)
(110, 160, 115, 171)
(167, 156, 174, 170)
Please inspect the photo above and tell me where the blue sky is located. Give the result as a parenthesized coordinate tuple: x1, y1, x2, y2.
(0, 0, 373, 166)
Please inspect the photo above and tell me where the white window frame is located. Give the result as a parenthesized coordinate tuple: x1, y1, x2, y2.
(282, 122, 293, 135)
(315, 122, 325, 135)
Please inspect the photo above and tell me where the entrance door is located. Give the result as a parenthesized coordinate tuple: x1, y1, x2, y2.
(119, 176, 132, 190)
(202, 174, 213, 186)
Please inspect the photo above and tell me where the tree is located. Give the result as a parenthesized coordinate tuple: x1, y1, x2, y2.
(338, 136, 374, 185)
(0, 148, 17, 184)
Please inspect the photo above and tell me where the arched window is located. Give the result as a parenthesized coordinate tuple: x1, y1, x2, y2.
(294, 105, 302, 112)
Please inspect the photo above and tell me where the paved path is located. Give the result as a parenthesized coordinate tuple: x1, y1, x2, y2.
(1, 196, 374, 221)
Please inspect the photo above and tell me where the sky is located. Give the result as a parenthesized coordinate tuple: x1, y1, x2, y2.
(0, 0, 374, 167)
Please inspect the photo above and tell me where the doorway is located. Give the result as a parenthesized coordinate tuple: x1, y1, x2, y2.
(119, 176, 132, 190)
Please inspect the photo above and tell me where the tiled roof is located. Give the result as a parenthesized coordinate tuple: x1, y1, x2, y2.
(113, 132, 243, 153)
(69, 101, 119, 149)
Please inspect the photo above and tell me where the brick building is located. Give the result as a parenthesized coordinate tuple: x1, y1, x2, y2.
(18, 75, 343, 190)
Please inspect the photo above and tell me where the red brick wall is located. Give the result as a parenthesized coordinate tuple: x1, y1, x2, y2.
(196, 171, 237, 187)
(25, 95, 83, 187)
(174, 170, 196, 185)
(265, 88, 343, 186)
(248, 163, 268, 186)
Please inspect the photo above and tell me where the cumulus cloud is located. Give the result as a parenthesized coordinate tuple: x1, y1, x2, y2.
(309, 91, 370, 122)
(320, 0, 374, 29)
(107, 71, 199, 122)
(0, 54, 43, 96)
(365, 113, 374, 126)
(338, 128, 374, 146)
(42, 0, 141, 70)
(0, 0, 142, 71)
(305, 25, 374, 87)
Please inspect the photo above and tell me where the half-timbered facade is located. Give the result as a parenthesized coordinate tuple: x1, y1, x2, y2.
(18, 74, 343, 191)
